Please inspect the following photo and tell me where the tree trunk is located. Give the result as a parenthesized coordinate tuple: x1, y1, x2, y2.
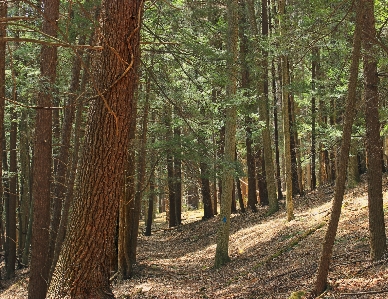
(362, 0, 387, 261)
(247, 0, 278, 214)
(201, 160, 214, 219)
(19, 109, 31, 265)
(6, 106, 17, 278)
(174, 107, 182, 225)
(51, 46, 90, 274)
(28, 1, 59, 297)
(0, 6, 5, 276)
(48, 35, 85, 281)
(272, 61, 283, 200)
(48, 1, 143, 297)
(214, 0, 238, 269)
(311, 47, 319, 190)
(256, 147, 268, 206)
(314, 1, 362, 294)
(239, 1, 256, 213)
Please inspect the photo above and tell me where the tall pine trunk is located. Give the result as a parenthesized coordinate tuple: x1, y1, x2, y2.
(48, 1, 143, 297)
(28, 1, 59, 297)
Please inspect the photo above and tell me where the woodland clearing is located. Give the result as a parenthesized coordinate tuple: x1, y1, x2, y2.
(1, 175, 388, 299)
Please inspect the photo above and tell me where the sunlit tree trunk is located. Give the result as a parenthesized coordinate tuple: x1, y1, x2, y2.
(214, 0, 238, 268)
(279, 0, 294, 221)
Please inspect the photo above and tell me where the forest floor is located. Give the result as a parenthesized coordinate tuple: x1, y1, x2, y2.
(1, 176, 388, 298)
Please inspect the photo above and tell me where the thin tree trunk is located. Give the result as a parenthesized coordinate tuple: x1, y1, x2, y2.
(19, 109, 31, 265)
(311, 47, 319, 190)
(314, 1, 362, 294)
(247, 0, 278, 214)
(214, 0, 238, 269)
(239, 0, 256, 212)
(174, 107, 182, 225)
(48, 35, 85, 281)
(51, 47, 90, 274)
(0, 0, 6, 282)
(6, 106, 17, 277)
(272, 61, 283, 200)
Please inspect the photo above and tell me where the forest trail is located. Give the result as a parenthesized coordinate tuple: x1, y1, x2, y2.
(2, 176, 388, 298)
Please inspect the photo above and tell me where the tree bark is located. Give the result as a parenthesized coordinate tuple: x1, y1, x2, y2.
(6, 107, 17, 278)
(311, 47, 319, 190)
(48, 1, 143, 297)
(28, 1, 59, 297)
(314, 1, 362, 294)
(362, 0, 387, 261)
(48, 34, 85, 281)
(214, 0, 238, 269)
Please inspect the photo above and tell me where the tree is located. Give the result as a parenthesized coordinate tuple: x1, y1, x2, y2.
(362, 0, 387, 261)
(314, 0, 362, 294)
(247, 0, 278, 214)
(214, 0, 238, 269)
(279, 0, 294, 221)
(48, 0, 144, 297)
(0, 2, 6, 281)
(28, 0, 59, 297)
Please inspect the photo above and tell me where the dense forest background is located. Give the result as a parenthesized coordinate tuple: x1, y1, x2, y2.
(0, 0, 387, 298)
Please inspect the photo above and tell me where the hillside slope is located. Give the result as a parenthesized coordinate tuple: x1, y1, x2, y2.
(1, 176, 388, 298)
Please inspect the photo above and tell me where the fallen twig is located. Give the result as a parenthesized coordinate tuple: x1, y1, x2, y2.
(341, 289, 388, 296)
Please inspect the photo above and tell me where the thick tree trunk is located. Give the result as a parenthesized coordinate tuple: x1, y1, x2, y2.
(362, 0, 387, 261)
(48, 1, 143, 297)
(314, 1, 362, 294)
(28, 1, 59, 298)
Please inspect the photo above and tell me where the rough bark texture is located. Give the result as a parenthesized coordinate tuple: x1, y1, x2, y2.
(362, 0, 387, 261)
(49, 35, 85, 281)
(314, 1, 362, 294)
(214, 0, 238, 269)
(48, 1, 143, 297)
(28, 1, 59, 298)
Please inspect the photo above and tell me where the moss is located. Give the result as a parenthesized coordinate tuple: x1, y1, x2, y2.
(288, 290, 306, 299)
